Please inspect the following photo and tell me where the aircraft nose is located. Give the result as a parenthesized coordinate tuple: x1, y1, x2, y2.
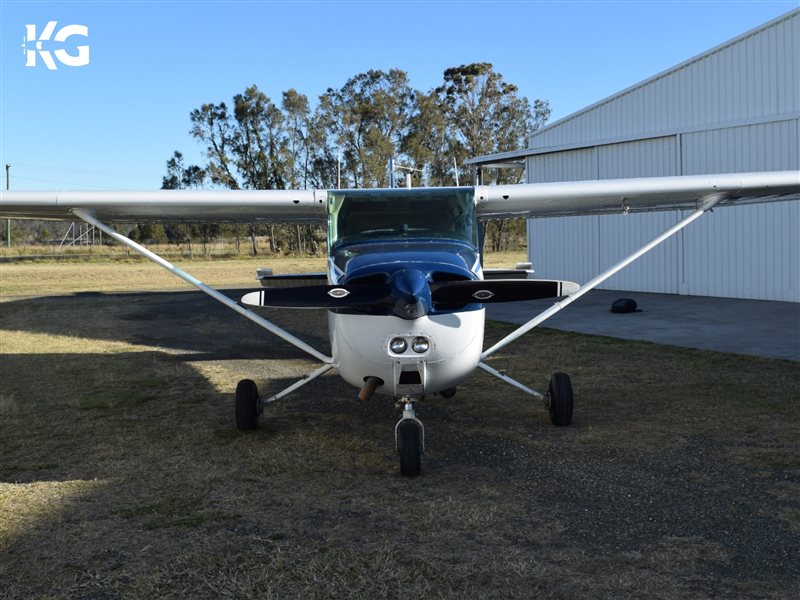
(390, 269, 431, 320)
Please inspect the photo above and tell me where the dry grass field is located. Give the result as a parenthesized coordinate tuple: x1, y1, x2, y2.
(1, 255, 799, 599)
(0, 251, 524, 297)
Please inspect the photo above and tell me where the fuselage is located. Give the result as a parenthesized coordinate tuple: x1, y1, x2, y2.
(325, 188, 486, 399)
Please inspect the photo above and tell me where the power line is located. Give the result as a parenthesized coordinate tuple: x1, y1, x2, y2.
(12, 163, 153, 178)
(12, 175, 124, 189)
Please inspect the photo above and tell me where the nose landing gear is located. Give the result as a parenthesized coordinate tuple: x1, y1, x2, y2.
(395, 400, 424, 477)
(235, 379, 261, 431)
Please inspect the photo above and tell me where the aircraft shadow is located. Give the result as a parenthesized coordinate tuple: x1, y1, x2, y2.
(0, 350, 387, 487)
(1, 288, 331, 361)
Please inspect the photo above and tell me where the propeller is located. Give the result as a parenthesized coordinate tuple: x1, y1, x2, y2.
(241, 271, 579, 319)
(431, 279, 580, 304)
(241, 284, 391, 309)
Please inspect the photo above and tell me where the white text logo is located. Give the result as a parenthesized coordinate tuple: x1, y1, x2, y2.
(23, 22, 90, 70)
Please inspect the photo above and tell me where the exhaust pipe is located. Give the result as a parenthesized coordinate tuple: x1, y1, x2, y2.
(358, 376, 383, 401)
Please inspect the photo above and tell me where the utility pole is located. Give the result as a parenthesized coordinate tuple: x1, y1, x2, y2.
(5, 164, 9, 248)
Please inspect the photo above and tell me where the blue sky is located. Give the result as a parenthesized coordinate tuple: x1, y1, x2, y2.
(1, 0, 796, 190)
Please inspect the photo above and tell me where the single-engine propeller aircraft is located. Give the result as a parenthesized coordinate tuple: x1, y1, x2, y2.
(2, 170, 799, 476)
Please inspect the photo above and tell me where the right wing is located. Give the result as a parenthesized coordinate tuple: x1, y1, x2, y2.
(0, 189, 328, 223)
(475, 171, 800, 219)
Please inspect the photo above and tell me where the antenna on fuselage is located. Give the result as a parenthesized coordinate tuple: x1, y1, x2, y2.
(391, 158, 423, 189)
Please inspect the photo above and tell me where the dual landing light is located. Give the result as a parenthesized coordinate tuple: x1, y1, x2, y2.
(389, 336, 430, 355)
(358, 335, 429, 402)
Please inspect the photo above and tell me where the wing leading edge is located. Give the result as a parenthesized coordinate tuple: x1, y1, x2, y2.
(1, 171, 798, 223)
(0, 189, 327, 223)
(475, 171, 800, 219)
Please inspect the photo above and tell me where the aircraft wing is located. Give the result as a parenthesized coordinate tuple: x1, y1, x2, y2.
(474, 171, 800, 219)
(0, 189, 327, 223)
(2, 171, 798, 223)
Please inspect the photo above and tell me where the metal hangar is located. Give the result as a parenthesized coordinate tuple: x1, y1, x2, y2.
(470, 9, 799, 302)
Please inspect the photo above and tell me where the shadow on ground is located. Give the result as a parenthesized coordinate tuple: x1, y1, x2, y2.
(1, 290, 798, 598)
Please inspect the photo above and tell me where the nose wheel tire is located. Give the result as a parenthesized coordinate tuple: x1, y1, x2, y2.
(235, 379, 260, 431)
(547, 372, 573, 426)
(397, 420, 422, 477)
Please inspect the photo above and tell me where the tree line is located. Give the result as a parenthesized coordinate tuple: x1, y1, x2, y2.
(7, 63, 549, 254)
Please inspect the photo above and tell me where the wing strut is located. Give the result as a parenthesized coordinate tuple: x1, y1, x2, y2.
(481, 193, 727, 361)
(73, 209, 333, 365)
(477, 361, 544, 399)
(261, 363, 335, 405)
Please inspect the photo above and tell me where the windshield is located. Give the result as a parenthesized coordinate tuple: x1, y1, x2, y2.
(328, 189, 477, 252)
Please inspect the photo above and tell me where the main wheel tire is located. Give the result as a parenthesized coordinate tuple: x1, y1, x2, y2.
(235, 379, 260, 431)
(547, 372, 574, 426)
(397, 420, 422, 477)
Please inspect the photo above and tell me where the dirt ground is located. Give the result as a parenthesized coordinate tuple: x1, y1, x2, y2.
(1, 287, 799, 599)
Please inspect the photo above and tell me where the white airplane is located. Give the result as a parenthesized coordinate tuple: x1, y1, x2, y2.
(2, 170, 799, 476)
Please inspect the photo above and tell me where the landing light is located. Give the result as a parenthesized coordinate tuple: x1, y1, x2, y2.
(411, 337, 430, 353)
(390, 337, 408, 354)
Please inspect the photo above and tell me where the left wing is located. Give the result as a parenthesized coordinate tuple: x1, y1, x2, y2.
(0, 189, 327, 223)
(474, 171, 800, 219)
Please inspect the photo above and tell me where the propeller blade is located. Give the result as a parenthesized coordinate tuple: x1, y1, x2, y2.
(431, 279, 580, 304)
(241, 284, 392, 309)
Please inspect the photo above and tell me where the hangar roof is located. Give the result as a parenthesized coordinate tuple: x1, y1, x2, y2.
(468, 8, 799, 170)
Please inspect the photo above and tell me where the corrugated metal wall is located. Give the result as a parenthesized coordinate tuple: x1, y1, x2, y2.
(526, 10, 800, 302)
(681, 120, 798, 174)
(529, 203, 800, 301)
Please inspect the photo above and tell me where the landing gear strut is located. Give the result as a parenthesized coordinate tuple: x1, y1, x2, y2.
(395, 401, 424, 477)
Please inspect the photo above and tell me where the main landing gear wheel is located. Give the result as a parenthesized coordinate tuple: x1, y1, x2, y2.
(235, 379, 260, 431)
(547, 372, 573, 426)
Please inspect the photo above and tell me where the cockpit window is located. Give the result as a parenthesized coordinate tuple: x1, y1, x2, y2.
(328, 189, 477, 252)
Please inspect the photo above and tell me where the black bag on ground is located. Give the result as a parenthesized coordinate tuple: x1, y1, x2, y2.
(611, 298, 638, 313)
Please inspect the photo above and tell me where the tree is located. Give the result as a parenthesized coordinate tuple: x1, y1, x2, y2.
(190, 84, 291, 192)
(319, 69, 415, 188)
(232, 85, 288, 190)
(190, 85, 297, 254)
(189, 102, 240, 189)
(162, 151, 206, 190)
(435, 63, 551, 251)
(160, 151, 215, 257)
(129, 223, 168, 244)
(282, 89, 312, 189)
(173, 68, 551, 255)
(402, 90, 450, 186)
(436, 62, 546, 186)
